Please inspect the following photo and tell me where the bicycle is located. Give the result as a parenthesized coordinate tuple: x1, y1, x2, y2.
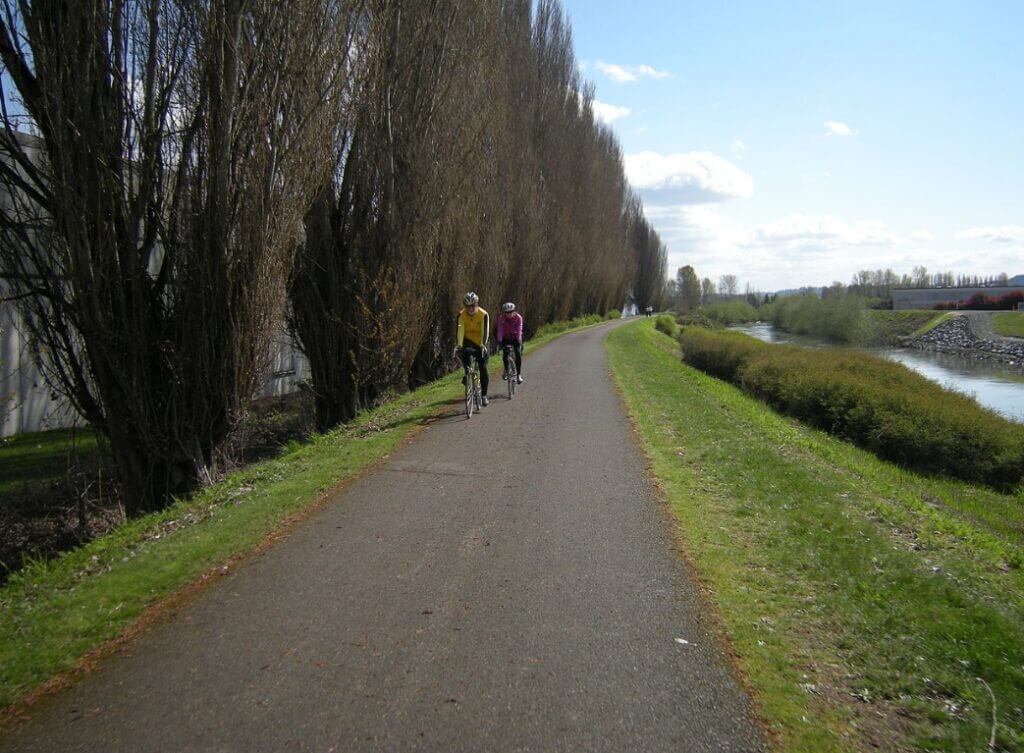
(462, 347, 483, 418)
(503, 344, 518, 399)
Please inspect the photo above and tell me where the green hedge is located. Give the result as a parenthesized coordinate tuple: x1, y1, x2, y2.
(604, 309, 621, 320)
(679, 329, 1024, 490)
(678, 326, 767, 382)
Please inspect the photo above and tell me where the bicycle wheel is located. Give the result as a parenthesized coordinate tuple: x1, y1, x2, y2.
(465, 371, 474, 418)
(507, 364, 514, 399)
(473, 372, 483, 410)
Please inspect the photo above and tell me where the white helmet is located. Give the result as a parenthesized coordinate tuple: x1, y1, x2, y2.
(502, 302, 516, 313)
(463, 291, 479, 306)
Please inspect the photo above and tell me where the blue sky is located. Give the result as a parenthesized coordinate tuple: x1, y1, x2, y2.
(562, 0, 1024, 291)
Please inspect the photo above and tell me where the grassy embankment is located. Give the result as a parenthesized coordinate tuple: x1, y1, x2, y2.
(0, 313, 612, 713)
(678, 327, 1024, 490)
(993, 312, 1024, 338)
(607, 320, 1024, 752)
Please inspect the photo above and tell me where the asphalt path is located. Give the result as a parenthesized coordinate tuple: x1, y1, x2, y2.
(2, 320, 765, 752)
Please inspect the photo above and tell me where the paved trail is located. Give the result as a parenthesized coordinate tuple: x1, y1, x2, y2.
(3, 322, 764, 752)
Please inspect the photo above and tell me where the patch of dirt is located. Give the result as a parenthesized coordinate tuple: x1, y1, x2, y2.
(0, 391, 315, 585)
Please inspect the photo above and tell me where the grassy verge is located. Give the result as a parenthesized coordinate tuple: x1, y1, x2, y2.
(993, 312, 1024, 338)
(607, 320, 1024, 752)
(0, 316, 608, 712)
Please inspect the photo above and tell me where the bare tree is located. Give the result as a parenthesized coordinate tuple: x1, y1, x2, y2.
(0, 0, 360, 512)
(700, 277, 716, 304)
(719, 274, 739, 297)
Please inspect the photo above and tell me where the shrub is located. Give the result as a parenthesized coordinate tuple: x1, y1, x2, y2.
(700, 300, 759, 325)
(676, 311, 721, 329)
(763, 294, 868, 342)
(605, 309, 621, 320)
(936, 290, 1024, 311)
(679, 327, 767, 382)
(678, 329, 1024, 490)
(532, 314, 603, 339)
(654, 314, 678, 338)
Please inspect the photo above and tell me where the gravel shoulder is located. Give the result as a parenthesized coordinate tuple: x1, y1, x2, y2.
(1, 321, 764, 753)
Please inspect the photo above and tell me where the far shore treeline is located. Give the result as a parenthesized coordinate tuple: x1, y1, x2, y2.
(0, 1, 667, 514)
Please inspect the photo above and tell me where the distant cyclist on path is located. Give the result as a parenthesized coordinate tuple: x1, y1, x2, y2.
(497, 302, 525, 385)
(456, 292, 490, 407)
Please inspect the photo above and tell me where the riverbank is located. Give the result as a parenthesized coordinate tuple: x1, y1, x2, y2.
(905, 312, 1024, 366)
(608, 319, 1024, 752)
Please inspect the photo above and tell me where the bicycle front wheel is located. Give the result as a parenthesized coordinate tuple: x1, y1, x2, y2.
(465, 378, 474, 418)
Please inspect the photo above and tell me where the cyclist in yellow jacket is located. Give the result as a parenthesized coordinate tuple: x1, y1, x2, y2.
(456, 291, 490, 406)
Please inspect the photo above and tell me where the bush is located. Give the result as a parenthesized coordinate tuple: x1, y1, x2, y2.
(654, 314, 678, 338)
(936, 290, 1024, 311)
(700, 300, 759, 325)
(679, 329, 1024, 490)
(763, 294, 868, 342)
(532, 314, 603, 339)
(605, 309, 621, 320)
(679, 327, 767, 382)
(676, 311, 721, 329)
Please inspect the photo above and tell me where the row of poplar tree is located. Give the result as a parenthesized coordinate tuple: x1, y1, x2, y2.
(0, 0, 667, 514)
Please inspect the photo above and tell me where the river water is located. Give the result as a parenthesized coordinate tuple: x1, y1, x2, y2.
(730, 322, 1024, 423)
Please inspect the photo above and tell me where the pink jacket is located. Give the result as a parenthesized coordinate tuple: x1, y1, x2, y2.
(496, 312, 524, 343)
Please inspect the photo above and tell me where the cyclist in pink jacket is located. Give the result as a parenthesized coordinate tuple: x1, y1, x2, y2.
(496, 302, 524, 384)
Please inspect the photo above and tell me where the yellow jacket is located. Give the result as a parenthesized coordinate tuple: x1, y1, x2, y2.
(456, 307, 489, 347)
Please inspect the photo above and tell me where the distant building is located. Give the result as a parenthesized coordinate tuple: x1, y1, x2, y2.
(892, 276, 1024, 310)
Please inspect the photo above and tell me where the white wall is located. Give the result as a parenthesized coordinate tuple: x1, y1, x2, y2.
(1, 302, 309, 437)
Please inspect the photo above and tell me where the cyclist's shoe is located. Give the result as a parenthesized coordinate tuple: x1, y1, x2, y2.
(481, 396, 489, 407)
(502, 373, 508, 380)
(516, 375, 524, 384)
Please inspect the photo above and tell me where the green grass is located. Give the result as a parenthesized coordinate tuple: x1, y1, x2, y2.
(607, 320, 1024, 752)
(910, 311, 955, 337)
(993, 312, 1024, 338)
(864, 310, 947, 343)
(678, 327, 1024, 490)
(0, 429, 99, 498)
(0, 316, 609, 711)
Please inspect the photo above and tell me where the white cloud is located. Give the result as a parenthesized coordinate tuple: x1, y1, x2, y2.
(637, 64, 672, 80)
(595, 62, 637, 83)
(731, 139, 746, 161)
(824, 120, 857, 137)
(909, 230, 936, 241)
(595, 61, 672, 83)
(750, 214, 895, 249)
(624, 151, 754, 204)
(591, 100, 631, 124)
(957, 225, 1024, 243)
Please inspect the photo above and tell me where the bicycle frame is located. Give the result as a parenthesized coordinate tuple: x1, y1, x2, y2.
(503, 344, 518, 399)
(462, 347, 482, 418)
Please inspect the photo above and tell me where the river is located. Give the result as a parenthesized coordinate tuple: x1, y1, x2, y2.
(730, 322, 1024, 423)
